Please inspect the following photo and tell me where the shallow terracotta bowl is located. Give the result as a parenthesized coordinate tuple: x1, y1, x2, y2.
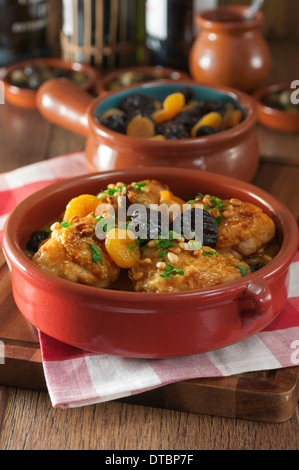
(97, 65, 191, 94)
(1, 57, 100, 109)
(2, 167, 298, 358)
(254, 81, 299, 133)
(36, 79, 259, 182)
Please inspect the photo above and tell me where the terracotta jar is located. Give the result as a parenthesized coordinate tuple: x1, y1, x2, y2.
(189, 6, 272, 92)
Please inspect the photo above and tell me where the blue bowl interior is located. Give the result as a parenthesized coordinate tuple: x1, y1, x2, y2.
(95, 82, 247, 120)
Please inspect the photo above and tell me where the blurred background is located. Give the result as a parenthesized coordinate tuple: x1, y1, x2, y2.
(1, 0, 298, 72)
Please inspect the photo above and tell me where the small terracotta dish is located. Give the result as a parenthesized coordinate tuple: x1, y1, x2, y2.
(0, 57, 101, 109)
(97, 65, 191, 94)
(253, 81, 299, 133)
(2, 167, 298, 358)
(36, 79, 259, 182)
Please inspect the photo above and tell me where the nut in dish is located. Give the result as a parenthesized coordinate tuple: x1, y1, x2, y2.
(26, 179, 278, 293)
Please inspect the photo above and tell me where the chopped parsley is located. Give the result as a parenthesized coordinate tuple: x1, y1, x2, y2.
(154, 239, 177, 249)
(202, 251, 220, 257)
(61, 221, 72, 228)
(98, 184, 126, 199)
(215, 216, 222, 227)
(235, 264, 248, 277)
(187, 192, 205, 204)
(127, 245, 136, 251)
(160, 263, 184, 280)
(132, 182, 148, 192)
(210, 196, 226, 210)
(158, 249, 168, 258)
(87, 243, 104, 265)
(188, 240, 202, 250)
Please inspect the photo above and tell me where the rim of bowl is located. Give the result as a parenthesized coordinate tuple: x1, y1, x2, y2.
(3, 167, 298, 304)
(195, 5, 263, 31)
(0, 57, 100, 95)
(253, 81, 299, 123)
(87, 80, 258, 148)
(97, 65, 191, 94)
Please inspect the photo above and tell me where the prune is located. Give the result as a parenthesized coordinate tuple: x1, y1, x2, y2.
(101, 112, 129, 134)
(195, 125, 220, 138)
(249, 263, 266, 273)
(158, 121, 189, 140)
(179, 87, 195, 103)
(129, 207, 163, 241)
(201, 99, 225, 114)
(176, 106, 205, 132)
(118, 93, 157, 116)
(171, 208, 218, 248)
(26, 231, 49, 253)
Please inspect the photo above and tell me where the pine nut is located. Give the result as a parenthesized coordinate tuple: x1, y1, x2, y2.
(230, 198, 242, 206)
(140, 258, 152, 266)
(107, 183, 116, 190)
(169, 246, 181, 255)
(167, 252, 179, 264)
(133, 272, 144, 281)
(223, 210, 234, 218)
(156, 262, 166, 270)
(147, 240, 155, 248)
(51, 222, 61, 231)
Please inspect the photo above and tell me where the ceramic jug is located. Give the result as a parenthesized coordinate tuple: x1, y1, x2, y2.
(189, 6, 272, 92)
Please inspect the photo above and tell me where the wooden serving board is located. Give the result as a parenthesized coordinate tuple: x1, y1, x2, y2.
(1, 249, 298, 423)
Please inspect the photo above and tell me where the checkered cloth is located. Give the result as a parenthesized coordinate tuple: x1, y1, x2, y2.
(1, 153, 299, 408)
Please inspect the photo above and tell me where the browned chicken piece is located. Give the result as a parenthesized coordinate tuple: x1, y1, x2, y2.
(32, 216, 121, 287)
(193, 194, 276, 257)
(130, 242, 250, 293)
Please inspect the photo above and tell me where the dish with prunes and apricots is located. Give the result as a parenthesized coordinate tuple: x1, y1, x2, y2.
(96, 86, 245, 140)
(25, 179, 279, 293)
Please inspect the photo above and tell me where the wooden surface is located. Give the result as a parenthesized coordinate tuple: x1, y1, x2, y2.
(0, 40, 299, 450)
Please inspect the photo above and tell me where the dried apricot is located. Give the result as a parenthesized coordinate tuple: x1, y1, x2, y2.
(160, 190, 186, 206)
(126, 115, 155, 138)
(220, 103, 234, 130)
(152, 92, 185, 123)
(99, 108, 122, 122)
(63, 194, 101, 223)
(105, 228, 140, 269)
(227, 109, 243, 128)
(191, 112, 222, 137)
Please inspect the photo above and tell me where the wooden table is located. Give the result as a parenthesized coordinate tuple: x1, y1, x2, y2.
(0, 40, 299, 450)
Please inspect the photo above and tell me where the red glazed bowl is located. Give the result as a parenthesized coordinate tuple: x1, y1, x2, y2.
(36, 79, 259, 182)
(2, 167, 298, 358)
(253, 81, 299, 133)
(97, 65, 191, 94)
(0, 57, 101, 109)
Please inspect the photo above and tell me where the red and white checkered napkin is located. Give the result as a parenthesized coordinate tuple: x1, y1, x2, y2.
(1, 153, 299, 409)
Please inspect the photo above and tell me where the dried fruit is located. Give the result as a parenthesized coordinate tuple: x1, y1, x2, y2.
(105, 228, 140, 268)
(100, 112, 129, 134)
(195, 125, 220, 138)
(118, 93, 157, 116)
(126, 114, 155, 138)
(152, 92, 185, 123)
(26, 231, 49, 253)
(63, 194, 101, 223)
(227, 109, 243, 128)
(191, 112, 222, 137)
(171, 208, 218, 248)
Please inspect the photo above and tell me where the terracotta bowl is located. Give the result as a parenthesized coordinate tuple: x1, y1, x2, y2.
(2, 167, 298, 358)
(253, 81, 299, 133)
(36, 79, 259, 182)
(0, 57, 101, 109)
(97, 65, 191, 94)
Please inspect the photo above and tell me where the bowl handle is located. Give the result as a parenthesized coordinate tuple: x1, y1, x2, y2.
(240, 278, 274, 331)
(36, 78, 94, 137)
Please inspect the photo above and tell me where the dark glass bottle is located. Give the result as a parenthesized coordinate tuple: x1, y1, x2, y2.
(145, 0, 195, 72)
(0, 0, 49, 66)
